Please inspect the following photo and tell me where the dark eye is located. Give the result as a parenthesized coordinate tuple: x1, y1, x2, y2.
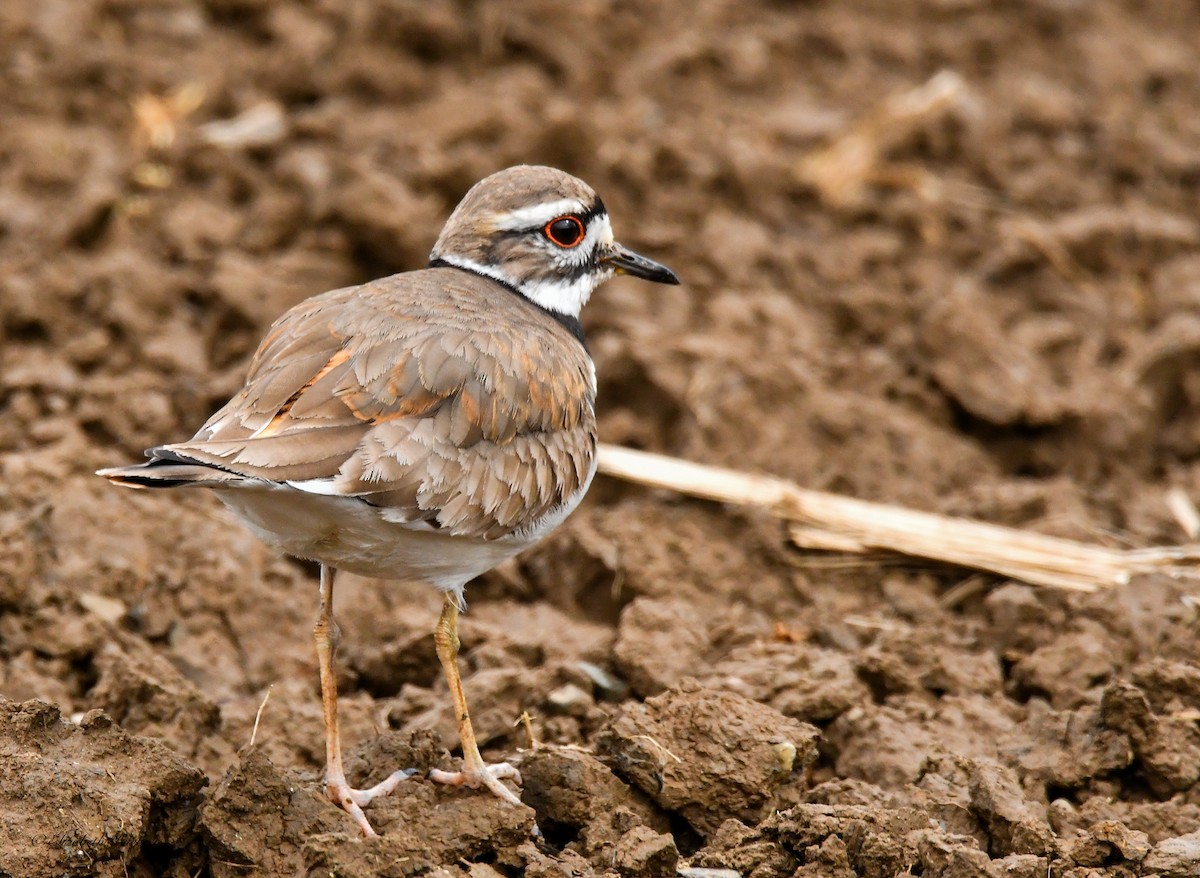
(545, 215, 585, 248)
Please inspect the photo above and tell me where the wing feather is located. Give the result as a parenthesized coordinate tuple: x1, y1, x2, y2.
(162, 270, 596, 539)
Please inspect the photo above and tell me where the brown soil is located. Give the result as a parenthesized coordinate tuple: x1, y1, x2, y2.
(3, 1, 1200, 876)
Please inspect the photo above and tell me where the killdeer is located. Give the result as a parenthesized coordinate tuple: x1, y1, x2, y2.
(98, 165, 679, 837)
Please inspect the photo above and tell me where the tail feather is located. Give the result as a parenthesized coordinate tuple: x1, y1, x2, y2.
(97, 457, 245, 489)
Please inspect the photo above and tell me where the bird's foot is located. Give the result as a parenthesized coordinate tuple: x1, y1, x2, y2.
(326, 768, 418, 837)
(428, 761, 522, 806)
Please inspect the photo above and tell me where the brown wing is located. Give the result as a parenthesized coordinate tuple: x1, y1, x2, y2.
(157, 270, 597, 540)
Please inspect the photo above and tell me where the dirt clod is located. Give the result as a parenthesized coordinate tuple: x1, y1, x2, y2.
(1143, 831, 1200, 878)
(1101, 680, 1200, 794)
(598, 680, 820, 835)
(0, 697, 206, 878)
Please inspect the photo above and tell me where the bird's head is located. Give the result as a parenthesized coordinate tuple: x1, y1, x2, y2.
(430, 165, 679, 318)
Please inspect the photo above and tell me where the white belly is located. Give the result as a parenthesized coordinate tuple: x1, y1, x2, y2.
(211, 458, 595, 598)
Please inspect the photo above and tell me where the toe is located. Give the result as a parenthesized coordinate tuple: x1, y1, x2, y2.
(326, 783, 378, 837)
(487, 762, 521, 784)
(356, 767, 418, 803)
(428, 767, 468, 787)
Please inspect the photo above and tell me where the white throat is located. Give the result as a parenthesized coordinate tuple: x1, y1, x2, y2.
(516, 270, 610, 316)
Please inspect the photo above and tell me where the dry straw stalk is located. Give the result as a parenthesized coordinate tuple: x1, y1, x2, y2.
(597, 444, 1200, 593)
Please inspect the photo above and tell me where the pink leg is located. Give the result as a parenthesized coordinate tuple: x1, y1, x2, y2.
(314, 564, 415, 836)
(427, 594, 522, 805)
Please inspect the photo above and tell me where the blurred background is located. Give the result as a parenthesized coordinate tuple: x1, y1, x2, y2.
(2, 1, 1200, 875)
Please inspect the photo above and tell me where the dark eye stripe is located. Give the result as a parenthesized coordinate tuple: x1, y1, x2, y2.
(581, 198, 605, 224)
(555, 255, 609, 282)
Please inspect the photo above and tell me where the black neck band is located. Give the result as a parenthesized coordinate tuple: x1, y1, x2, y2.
(428, 257, 588, 349)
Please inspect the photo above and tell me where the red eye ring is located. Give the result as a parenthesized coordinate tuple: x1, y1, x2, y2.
(544, 215, 586, 248)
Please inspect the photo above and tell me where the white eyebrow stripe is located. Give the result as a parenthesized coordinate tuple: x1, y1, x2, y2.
(491, 199, 591, 231)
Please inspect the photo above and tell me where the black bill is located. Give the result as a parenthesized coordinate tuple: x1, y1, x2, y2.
(603, 243, 680, 285)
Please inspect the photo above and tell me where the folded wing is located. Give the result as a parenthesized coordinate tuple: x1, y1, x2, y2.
(130, 271, 597, 540)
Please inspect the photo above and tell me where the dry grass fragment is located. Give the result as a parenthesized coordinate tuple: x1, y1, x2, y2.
(199, 102, 288, 150)
(597, 444, 1200, 593)
(131, 83, 206, 151)
(1166, 487, 1200, 540)
(249, 685, 273, 748)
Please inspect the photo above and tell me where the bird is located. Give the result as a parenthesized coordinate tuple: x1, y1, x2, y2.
(98, 164, 680, 837)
